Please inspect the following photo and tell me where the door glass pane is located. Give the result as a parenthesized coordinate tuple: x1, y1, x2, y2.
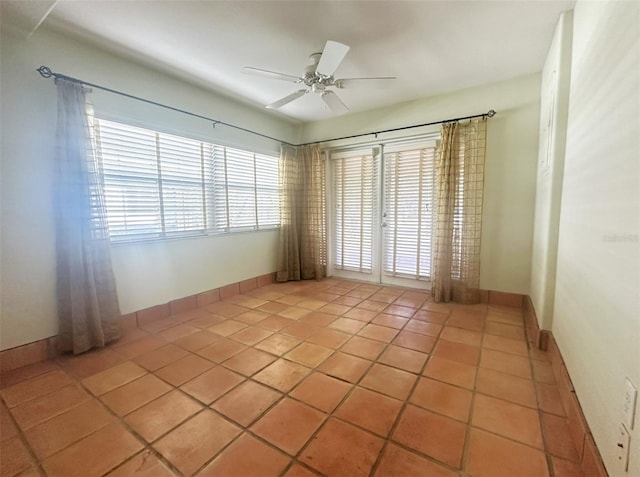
(383, 143, 436, 280)
(333, 151, 377, 273)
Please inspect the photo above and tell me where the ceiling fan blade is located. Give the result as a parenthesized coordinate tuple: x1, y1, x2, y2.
(321, 90, 349, 114)
(243, 67, 302, 83)
(335, 77, 397, 89)
(266, 89, 308, 109)
(316, 40, 350, 76)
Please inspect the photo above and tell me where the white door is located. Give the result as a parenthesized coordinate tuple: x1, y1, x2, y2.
(329, 139, 438, 288)
(329, 147, 381, 282)
(380, 141, 437, 288)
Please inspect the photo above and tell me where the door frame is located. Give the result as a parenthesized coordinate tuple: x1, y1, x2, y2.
(325, 133, 440, 290)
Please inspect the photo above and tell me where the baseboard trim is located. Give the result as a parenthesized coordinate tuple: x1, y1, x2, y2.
(0, 281, 524, 372)
(0, 282, 524, 372)
(523, 296, 608, 477)
(0, 338, 55, 374)
(0, 272, 276, 373)
(1, 281, 607, 477)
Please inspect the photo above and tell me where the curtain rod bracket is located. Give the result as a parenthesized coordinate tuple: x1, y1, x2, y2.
(487, 109, 496, 118)
(37, 66, 53, 78)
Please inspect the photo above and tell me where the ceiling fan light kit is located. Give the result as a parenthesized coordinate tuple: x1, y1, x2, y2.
(244, 40, 396, 114)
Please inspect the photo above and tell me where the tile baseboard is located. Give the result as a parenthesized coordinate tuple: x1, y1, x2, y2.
(0, 281, 524, 372)
(0, 338, 54, 374)
(130, 273, 275, 328)
(1, 279, 607, 477)
(0, 272, 276, 373)
(523, 296, 609, 477)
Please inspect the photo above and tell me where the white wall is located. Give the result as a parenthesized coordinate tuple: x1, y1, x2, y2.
(0, 23, 543, 351)
(302, 75, 541, 295)
(552, 1, 640, 475)
(530, 11, 573, 330)
(0, 25, 298, 350)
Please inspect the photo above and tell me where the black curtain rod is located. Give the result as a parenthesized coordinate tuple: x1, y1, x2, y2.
(37, 66, 496, 148)
(298, 109, 495, 146)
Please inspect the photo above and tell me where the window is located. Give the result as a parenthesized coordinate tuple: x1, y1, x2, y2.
(94, 119, 279, 242)
(209, 145, 280, 232)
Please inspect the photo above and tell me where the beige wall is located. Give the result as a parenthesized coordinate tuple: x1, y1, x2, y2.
(1, 23, 542, 351)
(0, 26, 297, 350)
(302, 75, 541, 295)
(551, 1, 640, 475)
(111, 232, 279, 314)
(530, 11, 573, 330)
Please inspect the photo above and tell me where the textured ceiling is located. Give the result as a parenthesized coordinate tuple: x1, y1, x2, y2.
(2, 0, 575, 122)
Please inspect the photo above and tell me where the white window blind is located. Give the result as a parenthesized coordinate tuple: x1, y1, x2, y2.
(332, 150, 377, 273)
(383, 141, 437, 280)
(158, 133, 207, 234)
(210, 146, 280, 232)
(96, 120, 164, 240)
(94, 118, 279, 242)
(254, 152, 280, 228)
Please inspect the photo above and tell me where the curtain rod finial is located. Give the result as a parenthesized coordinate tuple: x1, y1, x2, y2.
(37, 66, 53, 78)
(487, 109, 496, 118)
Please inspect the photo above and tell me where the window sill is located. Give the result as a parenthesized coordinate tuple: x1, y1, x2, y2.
(109, 226, 280, 247)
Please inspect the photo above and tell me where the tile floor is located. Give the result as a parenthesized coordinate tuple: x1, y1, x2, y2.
(0, 278, 585, 477)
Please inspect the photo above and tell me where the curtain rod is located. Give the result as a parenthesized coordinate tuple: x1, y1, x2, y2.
(37, 66, 495, 148)
(36, 66, 297, 147)
(298, 109, 495, 146)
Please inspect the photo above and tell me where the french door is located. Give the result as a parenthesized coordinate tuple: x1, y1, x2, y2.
(329, 138, 438, 288)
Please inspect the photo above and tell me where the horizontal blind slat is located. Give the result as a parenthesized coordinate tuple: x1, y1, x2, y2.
(332, 150, 377, 273)
(96, 118, 279, 241)
(383, 143, 436, 280)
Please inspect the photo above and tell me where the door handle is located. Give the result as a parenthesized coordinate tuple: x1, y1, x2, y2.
(381, 222, 388, 227)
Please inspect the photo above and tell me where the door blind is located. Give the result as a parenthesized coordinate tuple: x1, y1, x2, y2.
(332, 150, 377, 273)
(383, 141, 437, 280)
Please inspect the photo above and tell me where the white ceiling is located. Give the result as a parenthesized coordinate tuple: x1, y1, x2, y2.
(3, 0, 575, 123)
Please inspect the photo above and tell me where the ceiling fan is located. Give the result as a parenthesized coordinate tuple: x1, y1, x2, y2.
(243, 40, 396, 114)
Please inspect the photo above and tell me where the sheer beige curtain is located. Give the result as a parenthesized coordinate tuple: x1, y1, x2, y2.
(276, 144, 326, 281)
(55, 79, 121, 354)
(432, 119, 487, 303)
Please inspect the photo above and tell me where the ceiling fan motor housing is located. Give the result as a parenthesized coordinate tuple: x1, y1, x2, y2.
(304, 53, 333, 88)
(311, 83, 326, 93)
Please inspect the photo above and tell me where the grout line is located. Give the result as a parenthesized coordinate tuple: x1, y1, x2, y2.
(259, 285, 420, 473)
(75, 372, 193, 476)
(3, 278, 536, 477)
(0, 393, 45, 476)
(529, 335, 559, 477)
(367, 322, 442, 475)
(459, 305, 488, 474)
